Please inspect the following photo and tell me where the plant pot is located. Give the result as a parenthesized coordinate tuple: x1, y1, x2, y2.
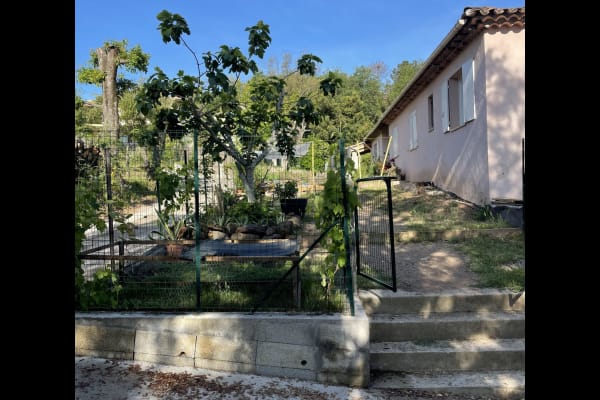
(280, 198, 308, 217)
(166, 243, 184, 258)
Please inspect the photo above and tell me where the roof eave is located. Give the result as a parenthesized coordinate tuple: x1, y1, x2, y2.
(364, 6, 525, 143)
(364, 19, 466, 143)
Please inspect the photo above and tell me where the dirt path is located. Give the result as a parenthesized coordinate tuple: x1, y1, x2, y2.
(393, 241, 479, 292)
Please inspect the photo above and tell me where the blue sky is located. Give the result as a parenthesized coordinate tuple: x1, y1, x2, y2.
(75, 0, 524, 100)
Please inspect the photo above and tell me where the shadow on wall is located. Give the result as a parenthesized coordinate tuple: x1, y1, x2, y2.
(484, 28, 525, 203)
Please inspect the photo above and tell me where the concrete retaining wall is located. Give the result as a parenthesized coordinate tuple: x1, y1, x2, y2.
(75, 297, 370, 387)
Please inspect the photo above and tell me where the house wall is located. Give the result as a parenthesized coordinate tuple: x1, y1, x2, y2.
(484, 27, 525, 201)
(388, 36, 491, 204)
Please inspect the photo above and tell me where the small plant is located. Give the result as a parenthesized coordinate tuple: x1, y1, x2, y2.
(149, 209, 191, 241)
(313, 156, 360, 296)
(475, 205, 503, 223)
(79, 268, 123, 310)
(274, 180, 298, 199)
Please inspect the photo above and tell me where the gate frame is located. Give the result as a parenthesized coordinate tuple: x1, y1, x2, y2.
(354, 176, 397, 292)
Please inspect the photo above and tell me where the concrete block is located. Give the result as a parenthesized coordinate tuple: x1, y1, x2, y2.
(75, 325, 135, 360)
(317, 372, 369, 387)
(256, 320, 316, 346)
(256, 365, 316, 381)
(133, 314, 258, 340)
(134, 353, 195, 367)
(195, 335, 256, 364)
(190, 317, 257, 341)
(318, 321, 369, 350)
(134, 330, 196, 364)
(320, 348, 369, 375)
(74, 348, 133, 360)
(256, 342, 316, 370)
(194, 358, 256, 374)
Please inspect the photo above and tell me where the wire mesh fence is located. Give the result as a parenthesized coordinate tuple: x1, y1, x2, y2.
(75, 129, 352, 313)
(353, 177, 397, 291)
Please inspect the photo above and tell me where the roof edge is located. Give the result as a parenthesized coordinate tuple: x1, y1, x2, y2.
(363, 6, 525, 142)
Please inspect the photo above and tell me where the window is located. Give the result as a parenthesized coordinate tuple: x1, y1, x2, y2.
(427, 94, 434, 131)
(440, 58, 476, 132)
(448, 70, 462, 129)
(409, 110, 418, 151)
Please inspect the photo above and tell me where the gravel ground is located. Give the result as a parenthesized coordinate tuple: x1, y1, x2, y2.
(75, 356, 502, 400)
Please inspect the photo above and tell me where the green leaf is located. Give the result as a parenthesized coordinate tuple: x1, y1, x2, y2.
(319, 72, 343, 97)
(297, 54, 322, 75)
(246, 20, 271, 58)
(157, 10, 190, 45)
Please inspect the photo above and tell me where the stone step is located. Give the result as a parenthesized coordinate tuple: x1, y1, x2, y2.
(370, 338, 524, 372)
(370, 311, 524, 342)
(370, 370, 525, 400)
(359, 288, 525, 315)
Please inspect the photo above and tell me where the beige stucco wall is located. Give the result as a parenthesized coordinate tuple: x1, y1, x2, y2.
(484, 27, 525, 201)
(388, 36, 490, 204)
(386, 27, 524, 205)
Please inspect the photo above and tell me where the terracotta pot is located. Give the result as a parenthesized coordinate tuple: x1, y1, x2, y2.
(166, 244, 184, 258)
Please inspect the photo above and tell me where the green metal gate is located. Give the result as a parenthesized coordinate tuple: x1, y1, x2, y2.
(353, 176, 397, 291)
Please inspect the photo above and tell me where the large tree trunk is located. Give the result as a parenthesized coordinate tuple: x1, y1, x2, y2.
(96, 46, 120, 140)
(235, 162, 257, 203)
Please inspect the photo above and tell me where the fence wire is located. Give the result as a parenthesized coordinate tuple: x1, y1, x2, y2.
(76, 130, 350, 313)
(353, 177, 397, 291)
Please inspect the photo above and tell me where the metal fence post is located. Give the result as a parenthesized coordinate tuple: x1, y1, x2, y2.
(104, 145, 115, 271)
(193, 130, 202, 311)
(339, 138, 355, 316)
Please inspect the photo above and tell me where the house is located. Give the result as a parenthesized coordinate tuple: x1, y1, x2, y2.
(364, 6, 525, 209)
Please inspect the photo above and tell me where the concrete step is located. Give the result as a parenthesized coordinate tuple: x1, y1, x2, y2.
(370, 311, 525, 342)
(370, 370, 525, 400)
(370, 338, 524, 372)
(359, 288, 525, 315)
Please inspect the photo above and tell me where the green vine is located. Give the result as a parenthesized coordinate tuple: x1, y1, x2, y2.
(313, 157, 360, 297)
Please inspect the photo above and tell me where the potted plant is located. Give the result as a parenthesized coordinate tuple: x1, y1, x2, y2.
(149, 209, 191, 258)
(275, 180, 307, 217)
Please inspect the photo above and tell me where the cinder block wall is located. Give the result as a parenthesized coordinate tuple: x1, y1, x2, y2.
(75, 298, 370, 387)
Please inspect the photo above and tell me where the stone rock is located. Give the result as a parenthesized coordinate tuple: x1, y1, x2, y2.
(230, 232, 261, 241)
(226, 223, 238, 235)
(237, 224, 267, 235)
(208, 230, 228, 240)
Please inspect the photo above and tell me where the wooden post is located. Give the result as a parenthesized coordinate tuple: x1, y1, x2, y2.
(380, 136, 393, 176)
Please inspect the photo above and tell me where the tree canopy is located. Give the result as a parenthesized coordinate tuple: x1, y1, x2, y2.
(135, 10, 342, 202)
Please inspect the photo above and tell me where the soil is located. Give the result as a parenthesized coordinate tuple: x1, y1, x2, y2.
(393, 241, 479, 292)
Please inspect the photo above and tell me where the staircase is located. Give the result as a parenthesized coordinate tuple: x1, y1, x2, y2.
(359, 288, 525, 399)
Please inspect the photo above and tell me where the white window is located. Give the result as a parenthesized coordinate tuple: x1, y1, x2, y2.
(427, 94, 434, 131)
(440, 58, 476, 132)
(409, 110, 418, 151)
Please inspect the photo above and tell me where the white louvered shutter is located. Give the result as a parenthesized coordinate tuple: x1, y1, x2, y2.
(462, 58, 476, 122)
(440, 81, 449, 132)
(409, 111, 417, 150)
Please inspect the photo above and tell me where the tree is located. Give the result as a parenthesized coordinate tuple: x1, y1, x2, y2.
(75, 95, 103, 132)
(77, 40, 150, 139)
(384, 60, 424, 106)
(309, 66, 385, 148)
(136, 10, 342, 203)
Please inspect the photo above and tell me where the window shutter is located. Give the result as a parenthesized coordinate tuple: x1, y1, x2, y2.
(440, 81, 449, 132)
(409, 111, 417, 150)
(462, 58, 476, 122)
